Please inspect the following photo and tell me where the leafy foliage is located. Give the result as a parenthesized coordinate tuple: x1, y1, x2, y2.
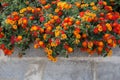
(0, 0, 120, 62)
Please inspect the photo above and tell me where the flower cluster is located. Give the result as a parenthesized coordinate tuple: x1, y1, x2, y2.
(0, 0, 120, 62)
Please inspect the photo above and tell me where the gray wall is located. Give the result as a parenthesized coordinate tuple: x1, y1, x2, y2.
(0, 46, 120, 80)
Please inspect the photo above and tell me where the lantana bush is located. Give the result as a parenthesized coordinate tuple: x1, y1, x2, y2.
(0, 0, 120, 62)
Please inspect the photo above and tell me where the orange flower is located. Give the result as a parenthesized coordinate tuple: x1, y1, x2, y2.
(55, 8, 60, 13)
(17, 35, 22, 41)
(61, 34, 67, 40)
(88, 41, 93, 48)
(53, 15, 59, 20)
(75, 2, 81, 8)
(75, 33, 81, 39)
(4, 49, 13, 56)
(31, 25, 38, 31)
(97, 47, 103, 52)
(67, 47, 73, 53)
(39, 41, 44, 47)
(34, 44, 39, 49)
(39, 28, 44, 33)
(82, 33, 87, 38)
(44, 4, 51, 9)
(22, 17, 28, 25)
(107, 39, 113, 44)
(98, 41, 104, 47)
(46, 26, 52, 32)
(107, 50, 112, 56)
(103, 34, 111, 40)
(82, 41, 88, 48)
(92, 6, 98, 10)
(43, 34, 47, 40)
(75, 20, 81, 25)
(39, 0, 46, 5)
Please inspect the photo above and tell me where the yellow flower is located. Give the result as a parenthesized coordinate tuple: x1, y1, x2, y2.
(51, 42, 57, 47)
(20, 8, 27, 13)
(47, 54, 57, 62)
(55, 8, 60, 13)
(92, 6, 98, 10)
(5, 19, 10, 24)
(61, 34, 67, 40)
(106, 23, 112, 31)
(18, 19, 22, 25)
(55, 30, 60, 37)
(12, 25, 17, 30)
(97, 24, 103, 32)
(81, 4, 85, 8)
(44, 48, 49, 53)
(43, 34, 47, 40)
(20, 14, 24, 17)
(57, 2, 67, 10)
(47, 49, 53, 55)
(90, 2, 95, 6)
(56, 26, 61, 30)
(107, 50, 112, 56)
(113, 42, 117, 48)
(84, 3, 89, 7)
(12, 12, 18, 16)
(26, 7, 32, 11)
(74, 39, 80, 44)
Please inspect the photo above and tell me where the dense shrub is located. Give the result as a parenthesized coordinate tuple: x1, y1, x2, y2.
(0, 0, 120, 62)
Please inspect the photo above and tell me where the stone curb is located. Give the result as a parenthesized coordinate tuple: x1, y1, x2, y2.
(0, 56, 120, 63)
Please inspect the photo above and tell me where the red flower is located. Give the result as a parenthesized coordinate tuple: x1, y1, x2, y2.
(55, 39, 60, 45)
(98, 1, 103, 5)
(33, 32, 38, 37)
(10, 36, 15, 44)
(0, 44, 5, 49)
(118, 40, 120, 44)
(79, 12, 85, 17)
(58, 11, 63, 16)
(22, 17, 28, 25)
(64, 44, 69, 49)
(75, 27, 81, 33)
(13, 15, 19, 21)
(56, 18, 61, 24)
(2, 3, 9, 7)
(61, 30, 65, 34)
(0, 27, 2, 32)
(39, 16, 45, 22)
(0, 32, 4, 38)
(99, 17, 105, 22)
(100, 13, 104, 17)
(93, 27, 99, 34)
(102, 26, 107, 32)
(48, 38, 52, 43)
(29, 16, 34, 20)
